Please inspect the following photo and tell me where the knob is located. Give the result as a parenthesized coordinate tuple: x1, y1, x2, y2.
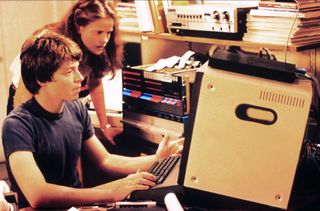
(212, 11, 220, 21)
(221, 11, 230, 22)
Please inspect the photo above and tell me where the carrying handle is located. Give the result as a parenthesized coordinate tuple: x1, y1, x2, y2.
(258, 48, 277, 61)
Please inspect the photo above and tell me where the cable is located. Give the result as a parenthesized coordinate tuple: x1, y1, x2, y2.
(296, 70, 320, 145)
(284, 0, 300, 63)
(296, 72, 320, 108)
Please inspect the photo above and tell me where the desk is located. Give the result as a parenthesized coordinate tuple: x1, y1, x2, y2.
(20, 206, 165, 211)
(17, 190, 320, 211)
(78, 130, 320, 211)
(63, 108, 320, 211)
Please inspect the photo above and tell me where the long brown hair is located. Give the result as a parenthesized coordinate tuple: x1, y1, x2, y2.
(44, 0, 122, 83)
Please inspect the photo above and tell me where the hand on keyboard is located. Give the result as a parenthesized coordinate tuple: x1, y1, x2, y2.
(148, 155, 181, 184)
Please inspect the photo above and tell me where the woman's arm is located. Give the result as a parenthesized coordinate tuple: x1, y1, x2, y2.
(89, 79, 122, 145)
(0, 181, 12, 211)
(13, 78, 32, 110)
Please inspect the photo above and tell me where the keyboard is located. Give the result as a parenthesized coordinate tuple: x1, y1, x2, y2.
(149, 155, 181, 184)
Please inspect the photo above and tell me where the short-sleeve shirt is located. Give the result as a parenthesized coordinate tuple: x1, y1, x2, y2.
(2, 97, 94, 208)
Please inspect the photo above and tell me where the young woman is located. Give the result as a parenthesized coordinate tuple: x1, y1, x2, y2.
(11, 0, 123, 145)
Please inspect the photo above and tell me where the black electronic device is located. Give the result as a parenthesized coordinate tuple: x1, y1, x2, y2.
(209, 47, 296, 83)
(122, 65, 196, 116)
(148, 155, 181, 185)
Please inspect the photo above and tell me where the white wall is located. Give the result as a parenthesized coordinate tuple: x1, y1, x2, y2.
(0, 1, 72, 162)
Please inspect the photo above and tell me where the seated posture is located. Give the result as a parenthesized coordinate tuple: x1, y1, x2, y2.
(10, 0, 124, 145)
(2, 31, 183, 209)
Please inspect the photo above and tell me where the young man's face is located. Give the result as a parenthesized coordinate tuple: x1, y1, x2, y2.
(79, 17, 114, 55)
(44, 60, 83, 101)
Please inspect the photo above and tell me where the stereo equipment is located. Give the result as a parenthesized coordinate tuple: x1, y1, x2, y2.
(166, 4, 256, 40)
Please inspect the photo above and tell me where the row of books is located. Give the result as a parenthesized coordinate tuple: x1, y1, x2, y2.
(116, 0, 169, 33)
(116, 2, 139, 32)
(243, 0, 320, 46)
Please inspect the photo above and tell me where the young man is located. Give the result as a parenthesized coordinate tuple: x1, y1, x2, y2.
(2, 31, 183, 209)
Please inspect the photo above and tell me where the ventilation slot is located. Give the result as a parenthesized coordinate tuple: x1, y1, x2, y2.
(259, 90, 305, 108)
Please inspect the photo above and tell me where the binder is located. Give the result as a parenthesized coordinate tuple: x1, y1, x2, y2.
(134, 0, 154, 32)
(148, 0, 168, 33)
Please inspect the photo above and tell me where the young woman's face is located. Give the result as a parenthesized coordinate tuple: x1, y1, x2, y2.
(78, 17, 114, 55)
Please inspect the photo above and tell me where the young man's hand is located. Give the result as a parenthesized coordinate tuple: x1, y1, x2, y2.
(156, 133, 184, 160)
(111, 171, 157, 201)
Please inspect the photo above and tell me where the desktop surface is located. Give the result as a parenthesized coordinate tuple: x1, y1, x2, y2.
(20, 207, 165, 211)
(18, 195, 320, 211)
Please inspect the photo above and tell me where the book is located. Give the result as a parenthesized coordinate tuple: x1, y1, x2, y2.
(116, 2, 139, 32)
(246, 14, 320, 25)
(249, 8, 320, 18)
(243, 30, 320, 46)
(243, 33, 293, 45)
(245, 7, 320, 47)
(259, 1, 297, 9)
(259, 1, 320, 10)
(148, 0, 168, 33)
(134, 0, 154, 32)
(245, 27, 320, 39)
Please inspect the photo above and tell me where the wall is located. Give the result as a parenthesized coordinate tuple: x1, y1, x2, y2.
(0, 0, 72, 182)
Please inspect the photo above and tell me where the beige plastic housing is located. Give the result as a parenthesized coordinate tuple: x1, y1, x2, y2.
(184, 63, 312, 209)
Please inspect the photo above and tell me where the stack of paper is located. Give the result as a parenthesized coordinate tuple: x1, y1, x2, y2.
(116, 2, 140, 32)
(243, 0, 320, 47)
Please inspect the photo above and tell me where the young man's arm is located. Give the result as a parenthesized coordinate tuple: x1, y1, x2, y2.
(9, 151, 108, 208)
(9, 151, 155, 208)
(9, 151, 154, 208)
(82, 134, 184, 176)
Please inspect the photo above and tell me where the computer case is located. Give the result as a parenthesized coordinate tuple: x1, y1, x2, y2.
(181, 62, 312, 209)
(131, 62, 313, 209)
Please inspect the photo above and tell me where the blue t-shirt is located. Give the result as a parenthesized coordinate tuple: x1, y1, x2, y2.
(2, 97, 94, 208)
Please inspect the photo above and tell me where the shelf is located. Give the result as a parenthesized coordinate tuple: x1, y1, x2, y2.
(120, 30, 142, 43)
(120, 31, 320, 52)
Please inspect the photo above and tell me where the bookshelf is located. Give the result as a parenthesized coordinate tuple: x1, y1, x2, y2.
(120, 30, 320, 52)
(118, 0, 320, 52)
(120, 29, 319, 78)
(118, 0, 320, 76)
